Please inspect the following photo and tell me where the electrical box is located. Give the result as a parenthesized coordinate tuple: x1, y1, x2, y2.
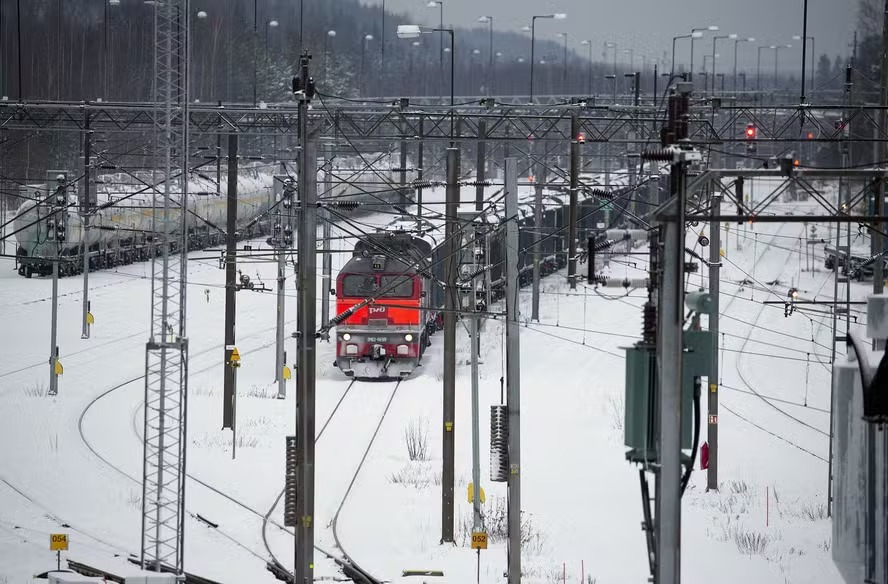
(623, 329, 712, 465)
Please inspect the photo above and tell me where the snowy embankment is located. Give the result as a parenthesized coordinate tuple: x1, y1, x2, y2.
(0, 178, 849, 583)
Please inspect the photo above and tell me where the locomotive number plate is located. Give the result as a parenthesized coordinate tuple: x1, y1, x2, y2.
(367, 337, 388, 342)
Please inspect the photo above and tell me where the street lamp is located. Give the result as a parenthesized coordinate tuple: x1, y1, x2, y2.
(672, 31, 702, 78)
(427, 1, 444, 97)
(689, 25, 718, 83)
(324, 30, 336, 89)
(493, 51, 503, 95)
(733, 37, 754, 93)
(604, 41, 617, 76)
(556, 32, 568, 94)
(757, 45, 777, 91)
(712, 33, 737, 94)
(361, 34, 374, 96)
(478, 16, 494, 96)
(472, 48, 482, 95)
(397, 24, 455, 141)
(263, 20, 278, 100)
(623, 48, 634, 71)
(527, 13, 567, 102)
(774, 43, 792, 91)
(103, 0, 121, 100)
(193, 10, 208, 102)
(580, 39, 593, 96)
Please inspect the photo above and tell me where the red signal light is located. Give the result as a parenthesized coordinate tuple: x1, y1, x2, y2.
(807, 132, 814, 139)
(577, 132, 586, 143)
(745, 124, 756, 139)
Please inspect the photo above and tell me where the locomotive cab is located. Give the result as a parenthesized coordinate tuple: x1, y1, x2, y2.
(334, 233, 440, 379)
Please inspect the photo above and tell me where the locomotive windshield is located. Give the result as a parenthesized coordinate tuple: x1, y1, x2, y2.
(342, 275, 378, 297)
(379, 275, 414, 298)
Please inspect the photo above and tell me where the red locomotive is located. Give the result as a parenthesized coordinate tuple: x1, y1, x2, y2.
(334, 229, 444, 379)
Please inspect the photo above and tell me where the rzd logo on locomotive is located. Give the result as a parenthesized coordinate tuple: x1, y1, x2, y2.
(369, 306, 387, 315)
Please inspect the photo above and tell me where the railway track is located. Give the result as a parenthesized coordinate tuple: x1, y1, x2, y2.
(261, 379, 401, 584)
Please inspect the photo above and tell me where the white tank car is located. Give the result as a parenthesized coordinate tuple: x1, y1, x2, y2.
(12, 168, 273, 277)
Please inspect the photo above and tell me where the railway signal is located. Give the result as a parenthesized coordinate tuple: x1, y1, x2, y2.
(745, 123, 757, 154)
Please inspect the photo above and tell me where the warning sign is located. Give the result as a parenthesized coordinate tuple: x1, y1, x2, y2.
(50, 533, 68, 551)
(230, 347, 241, 362)
(471, 531, 488, 550)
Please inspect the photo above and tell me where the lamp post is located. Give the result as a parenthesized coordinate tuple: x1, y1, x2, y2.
(580, 39, 593, 95)
(361, 33, 374, 96)
(427, 1, 444, 98)
(556, 32, 568, 94)
(103, 0, 120, 100)
(194, 10, 208, 102)
(528, 13, 567, 102)
(324, 30, 336, 89)
(672, 32, 702, 78)
(733, 37, 754, 93)
(398, 24, 454, 141)
(408, 40, 421, 91)
(774, 43, 792, 91)
(757, 45, 776, 91)
(690, 25, 719, 83)
(604, 41, 617, 76)
(493, 51, 502, 96)
(478, 16, 493, 96)
(712, 33, 736, 94)
(471, 48, 481, 95)
(792, 34, 816, 95)
(623, 48, 634, 72)
(264, 19, 278, 99)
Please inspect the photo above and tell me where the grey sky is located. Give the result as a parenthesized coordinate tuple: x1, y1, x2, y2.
(366, 0, 856, 74)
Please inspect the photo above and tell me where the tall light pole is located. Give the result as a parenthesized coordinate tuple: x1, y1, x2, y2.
(774, 43, 792, 91)
(690, 25, 719, 83)
(381, 0, 386, 84)
(672, 32, 702, 78)
(324, 29, 336, 89)
(471, 48, 481, 95)
(103, 0, 120, 100)
(556, 32, 568, 94)
(493, 51, 502, 95)
(264, 19, 279, 99)
(193, 10, 208, 102)
(757, 45, 776, 91)
(733, 37, 754, 93)
(580, 39, 593, 95)
(252, 0, 258, 105)
(427, 1, 444, 98)
(623, 47, 634, 71)
(792, 34, 816, 96)
(478, 16, 494, 96)
(361, 33, 374, 96)
(712, 33, 737, 94)
(528, 13, 567, 102)
(604, 41, 617, 76)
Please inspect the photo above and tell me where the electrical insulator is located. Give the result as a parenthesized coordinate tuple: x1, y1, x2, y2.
(284, 435, 299, 526)
(56, 222, 66, 242)
(489, 405, 509, 482)
(47, 220, 56, 240)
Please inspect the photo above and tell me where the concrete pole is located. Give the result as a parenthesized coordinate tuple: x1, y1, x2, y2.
(531, 156, 544, 320)
(475, 120, 487, 212)
(48, 254, 59, 396)
(471, 312, 481, 530)
(504, 157, 522, 584)
(294, 63, 317, 583)
(568, 111, 579, 289)
(400, 118, 408, 207)
(416, 116, 424, 221)
(707, 191, 721, 490)
(222, 133, 238, 431)
(873, 0, 888, 308)
(275, 187, 288, 396)
(657, 185, 684, 584)
(441, 147, 458, 543)
(81, 110, 92, 339)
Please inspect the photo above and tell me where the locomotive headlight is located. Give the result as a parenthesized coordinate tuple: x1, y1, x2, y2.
(342, 333, 351, 341)
(346, 344, 358, 355)
(404, 334, 413, 342)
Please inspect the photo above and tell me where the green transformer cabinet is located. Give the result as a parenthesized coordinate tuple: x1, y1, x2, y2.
(623, 329, 712, 465)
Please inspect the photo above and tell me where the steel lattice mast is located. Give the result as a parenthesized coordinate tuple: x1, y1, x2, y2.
(141, 0, 190, 574)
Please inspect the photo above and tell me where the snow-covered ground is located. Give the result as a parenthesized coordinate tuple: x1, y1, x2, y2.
(0, 177, 853, 583)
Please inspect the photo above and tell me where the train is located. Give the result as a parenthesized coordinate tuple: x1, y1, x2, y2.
(333, 168, 651, 379)
(11, 159, 400, 278)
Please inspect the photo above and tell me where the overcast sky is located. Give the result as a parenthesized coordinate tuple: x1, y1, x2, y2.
(366, 0, 856, 73)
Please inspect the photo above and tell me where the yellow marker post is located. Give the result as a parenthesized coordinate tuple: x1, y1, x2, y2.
(54, 360, 63, 376)
(50, 533, 68, 570)
(86, 312, 95, 325)
(283, 365, 292, 381)
(471, 531, 488, 550)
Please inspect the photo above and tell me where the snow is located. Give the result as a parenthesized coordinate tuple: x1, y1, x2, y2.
(0, 176, 850, 583)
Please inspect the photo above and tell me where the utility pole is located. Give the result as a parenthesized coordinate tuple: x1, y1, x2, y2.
(416, 115, 424, 221)
(441, 146, 458, 544)
(568, 111, 579, 289)
(531, 154, 545, 320)
(504, 157, 522, 584)
(475, 120, 487, 212)
(656, 86, 690, 584)
(320, 143, 332, 343)
(80, 111, 93, 339)
(48, 174, 67, 397)
(222, 133, 239, 433)
(294, 52, 317, 584)
(873, 0, 888, 308)
(707, 191, 721, 490)
(399, 116, 409, 207)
